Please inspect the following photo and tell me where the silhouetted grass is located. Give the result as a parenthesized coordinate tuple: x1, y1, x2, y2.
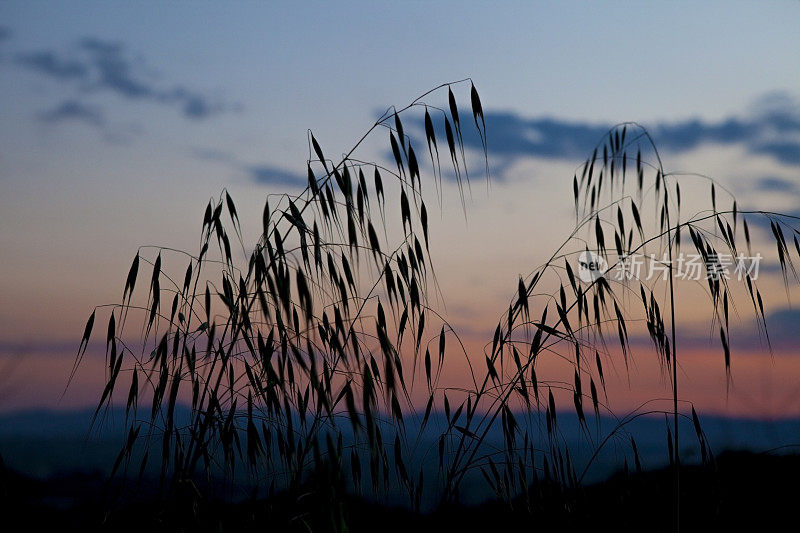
(72, 81, 800, 530)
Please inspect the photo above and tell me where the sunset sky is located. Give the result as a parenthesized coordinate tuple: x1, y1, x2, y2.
(1, 1, 799, 419)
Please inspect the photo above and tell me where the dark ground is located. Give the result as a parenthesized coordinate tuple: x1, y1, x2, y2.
(1, 450, 798, 532)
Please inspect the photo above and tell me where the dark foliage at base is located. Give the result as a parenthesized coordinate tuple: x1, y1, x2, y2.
(2, 451, 798, 532)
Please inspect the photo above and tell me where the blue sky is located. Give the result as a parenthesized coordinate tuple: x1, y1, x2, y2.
(0, 1, 799, 413)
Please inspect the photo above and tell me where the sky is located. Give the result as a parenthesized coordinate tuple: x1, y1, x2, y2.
(1, 1, 799, 418)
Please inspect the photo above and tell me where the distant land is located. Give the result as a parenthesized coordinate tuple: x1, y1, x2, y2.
(2, 407, 798, 490)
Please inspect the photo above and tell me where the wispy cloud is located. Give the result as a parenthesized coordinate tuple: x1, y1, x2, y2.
(16, 51, 88, 79)
(422, 93, 800, 178)
(755, 307, 800, 350)
(753, 141, 800, 166)
(248, 165, 306, 186)
(38, 99, 104, 127)
(15, 37, 239, 122)
(190, 147, 305, 187)
(754, 176, 799, 194)
(78, 38, 152, 99)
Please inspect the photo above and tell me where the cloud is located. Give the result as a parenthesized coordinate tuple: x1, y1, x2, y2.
(754, 176, 798, 193)
(248, 165, 306, 186)
(15, 37, 237, 120)
(752, 140, 800, 166)
(15, 51, 88, 79)
(425, 93, 800, 175)
(166, 87, 232, 119)
(737, 174, 800, 232)
(190, 147, 304, 186)
(0, 26, 11, 43)
(38, 99, 104, 126)
(78, 38, 153, 99)
(77, 37, 232, 119)
(762, 307, 800, 348)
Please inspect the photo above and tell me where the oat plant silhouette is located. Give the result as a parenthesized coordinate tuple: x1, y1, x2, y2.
(72, 80, 800, 530)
